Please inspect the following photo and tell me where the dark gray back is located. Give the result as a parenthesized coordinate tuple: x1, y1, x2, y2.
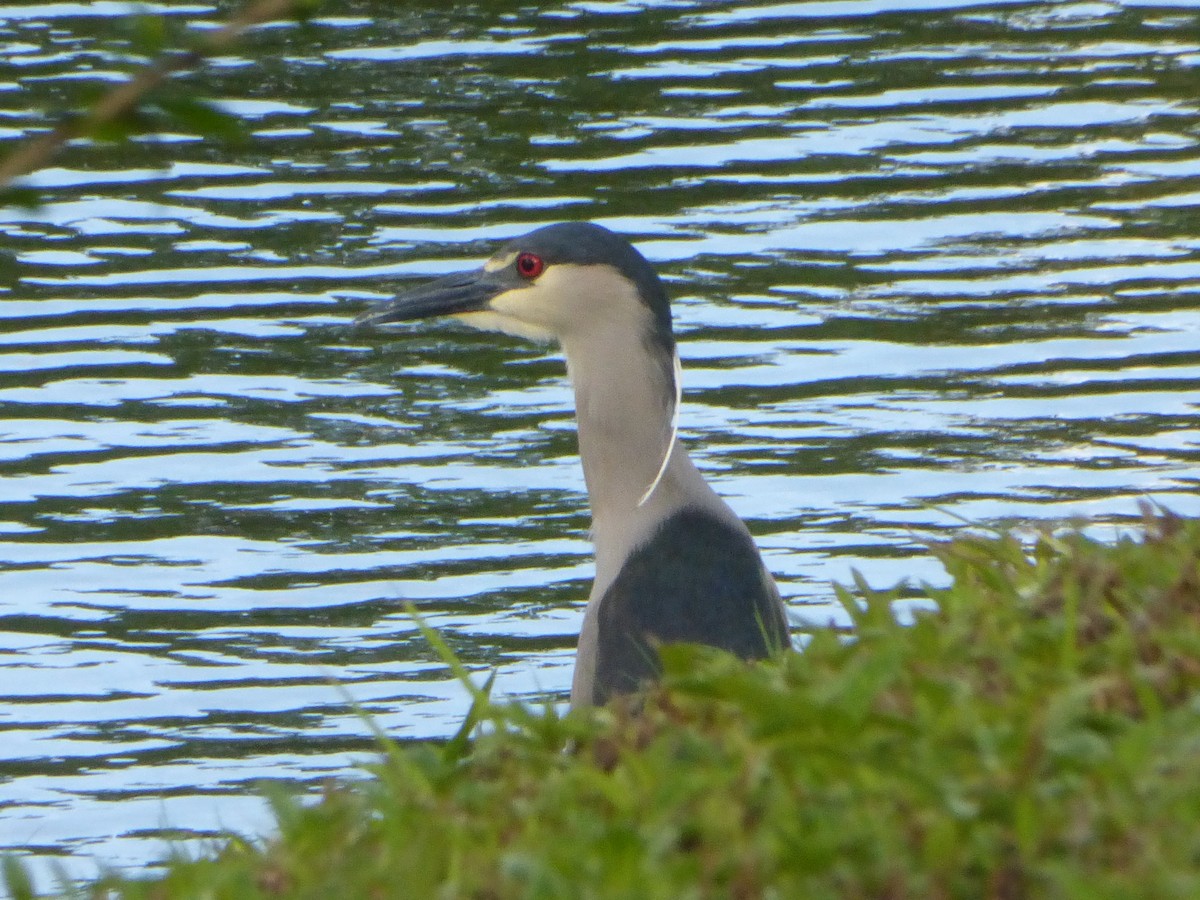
(592, 507, 789, 704)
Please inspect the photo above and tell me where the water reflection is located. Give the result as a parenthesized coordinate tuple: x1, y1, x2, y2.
(1, 0, 1198, 884)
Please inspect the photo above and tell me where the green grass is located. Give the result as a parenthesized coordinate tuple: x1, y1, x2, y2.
(15, 507, 1200, 898)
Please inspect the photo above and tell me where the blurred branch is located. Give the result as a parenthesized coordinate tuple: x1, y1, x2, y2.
(0, 0, 317, 191)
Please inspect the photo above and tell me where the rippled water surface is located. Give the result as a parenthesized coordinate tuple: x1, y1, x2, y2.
(2, 0, 1198, 883)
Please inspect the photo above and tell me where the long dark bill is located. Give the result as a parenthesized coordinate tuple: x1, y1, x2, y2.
(354, 267, 510, 327)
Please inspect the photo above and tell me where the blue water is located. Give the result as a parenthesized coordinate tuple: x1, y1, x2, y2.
(1, 0, 1198, 886)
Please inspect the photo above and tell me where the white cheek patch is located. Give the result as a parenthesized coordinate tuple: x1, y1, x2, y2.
(453, 283, 558, 343)
(453, 310, 556, 343)
(488, 282, 559, 324)
(452, 263, 630, 346)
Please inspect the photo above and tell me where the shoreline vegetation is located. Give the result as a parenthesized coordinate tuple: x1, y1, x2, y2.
(8, 506, 1199, 898)
(2, 6, 1196, 899)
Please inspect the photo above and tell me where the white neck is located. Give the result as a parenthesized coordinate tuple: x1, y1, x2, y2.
(465, 259, 747, 597)
(559, 325, 740, 601)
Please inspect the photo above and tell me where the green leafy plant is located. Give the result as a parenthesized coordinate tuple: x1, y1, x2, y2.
(0, 0, 319, 201)
(10, 507, 1200, 898)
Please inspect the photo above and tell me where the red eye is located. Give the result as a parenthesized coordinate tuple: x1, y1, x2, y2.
(516, 252, 544, 279)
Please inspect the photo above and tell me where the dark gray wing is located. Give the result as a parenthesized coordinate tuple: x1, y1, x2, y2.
(592, 507, 789, 704)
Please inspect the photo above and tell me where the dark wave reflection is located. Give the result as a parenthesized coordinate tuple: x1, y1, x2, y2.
(1, 0, 1198, 882)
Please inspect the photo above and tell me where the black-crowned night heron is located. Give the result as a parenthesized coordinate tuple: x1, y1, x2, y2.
(356, 222, 789, 706)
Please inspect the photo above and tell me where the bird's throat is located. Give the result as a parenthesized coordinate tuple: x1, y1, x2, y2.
(561, 327, 722, 595)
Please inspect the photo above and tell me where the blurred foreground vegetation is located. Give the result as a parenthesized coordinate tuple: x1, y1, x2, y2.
(10, 508, 1200, 899)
